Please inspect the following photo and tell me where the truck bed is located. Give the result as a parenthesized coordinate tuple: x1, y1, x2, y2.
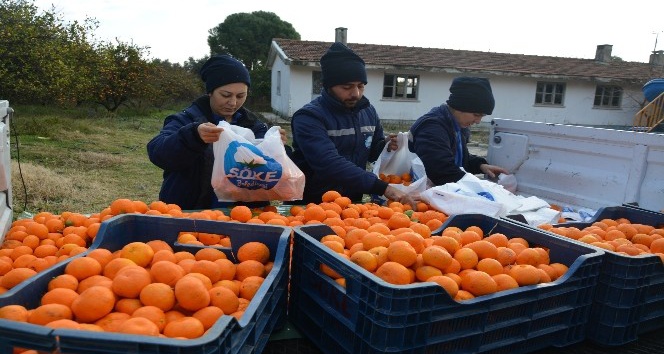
(487, 118, 664, 213)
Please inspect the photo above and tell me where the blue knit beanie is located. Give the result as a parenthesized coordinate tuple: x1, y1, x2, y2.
(446, 77, 495, 115)
(200, 55, 251, 93)
(320, 42, 367, 89)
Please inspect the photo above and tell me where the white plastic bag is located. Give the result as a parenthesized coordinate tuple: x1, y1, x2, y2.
(410, 156, 427, 182)
(420, 172, 562, 225)
(386, 174, 430, 196)
(420, 184, 505, 217)
(211, 121, 304, 202)
(227, 124, 257, 143)
(457, 174, 523, 214)
(519, 208, 561, 227)
(419, 173, 518, 217)
(371, 132, 427, 203)
(372, 132, 413, 177)
(497, 173, 518, 193)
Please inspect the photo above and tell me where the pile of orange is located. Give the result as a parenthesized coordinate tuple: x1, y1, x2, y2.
(378, 173, 412, 185)
(0, 211, 105, 294)
(0, 239, 272, 340)
(0, 199, 242, 293)
(540, 218, 664, 261)
(181, 191, 443, 234)
(318, 223, 570, 301)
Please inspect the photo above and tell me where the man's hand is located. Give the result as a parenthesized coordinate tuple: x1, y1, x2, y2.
(383, 185, 417, 209)
(480, 164, 509, 180)
(386, 133, 398, 152)
(279, 128, 288, 145)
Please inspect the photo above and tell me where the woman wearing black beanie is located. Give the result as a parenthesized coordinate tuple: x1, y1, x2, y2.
(408, 77, 508, 186)
(147, 54, 284, 210)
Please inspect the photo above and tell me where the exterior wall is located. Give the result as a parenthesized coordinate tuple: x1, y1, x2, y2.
(364, 69, 435, 121)
(288, 67, 320, 116)
(271, 61, 645, 126)
(269, 59, 291, 118)
(270, 62, 321, 118)
(488, 76, 643, 126)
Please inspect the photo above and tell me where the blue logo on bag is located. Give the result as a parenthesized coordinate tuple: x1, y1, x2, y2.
(477, 191, 495, 201)
(224, 141, 282, 190)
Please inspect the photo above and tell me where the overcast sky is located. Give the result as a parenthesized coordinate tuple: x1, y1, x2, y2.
(33, 0, 664, 65)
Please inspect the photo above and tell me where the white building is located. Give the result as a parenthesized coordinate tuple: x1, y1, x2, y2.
(267, 28, 664, 127)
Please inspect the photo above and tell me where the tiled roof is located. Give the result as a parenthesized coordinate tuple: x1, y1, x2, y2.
(273, 38, 663, 84)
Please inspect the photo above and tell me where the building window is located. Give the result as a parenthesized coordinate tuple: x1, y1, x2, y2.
(276, 71, 281, 96)
(312, 71, 323, 95)
(594, 85, 622, 108)
(383, 74, 419, 99)
(535, 82, 565, 106)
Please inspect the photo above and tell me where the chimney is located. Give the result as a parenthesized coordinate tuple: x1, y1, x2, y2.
(650, 50, 664, 66)
(335, 27, 347, 45)
(595, 44, 612, 62)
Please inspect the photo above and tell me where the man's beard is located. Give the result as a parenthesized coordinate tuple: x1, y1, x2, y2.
(342, 99, 358, 108)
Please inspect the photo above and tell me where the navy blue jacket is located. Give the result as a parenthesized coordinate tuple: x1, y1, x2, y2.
(408, 104, 487, 185)
(289, 90, 389, 203)
(147, 95, 268, 210)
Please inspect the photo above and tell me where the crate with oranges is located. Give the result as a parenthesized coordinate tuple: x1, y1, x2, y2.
(289, 214, 603, 354)
(0, 214, 291, 354)
(542, 205, 664, 347)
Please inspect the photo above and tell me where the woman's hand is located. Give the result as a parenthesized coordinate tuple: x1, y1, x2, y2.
(197, 122, 223, 143)
(384, 185, 418, 210)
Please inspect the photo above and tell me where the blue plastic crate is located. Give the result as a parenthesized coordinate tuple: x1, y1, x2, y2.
(550, 205, 664, 346)
(0, 214, 291, 354)
(289, 214, 603, 354)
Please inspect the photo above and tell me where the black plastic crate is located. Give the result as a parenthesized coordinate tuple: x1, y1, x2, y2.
(289, 214, 603, 354)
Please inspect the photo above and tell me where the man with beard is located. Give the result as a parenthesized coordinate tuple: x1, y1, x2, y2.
(288, 42, 416, 207)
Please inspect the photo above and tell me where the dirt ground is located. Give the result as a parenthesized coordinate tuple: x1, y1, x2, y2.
(469, 143, 488, 157)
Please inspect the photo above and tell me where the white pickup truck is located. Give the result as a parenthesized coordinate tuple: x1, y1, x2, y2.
(487, 117, 664, 215)
(0, 100, 13, 238)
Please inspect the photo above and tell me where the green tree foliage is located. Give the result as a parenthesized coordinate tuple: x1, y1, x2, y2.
(207, 11, 300, 70)
(184, 56, 209, 77)
(0, 0, 98, 106)
(0, 0, 202, 112)
(91, 41, 153, 112)
(207, 11, 299, 109)
(140, 59, 204, 109)
(246, 65, 271, 107)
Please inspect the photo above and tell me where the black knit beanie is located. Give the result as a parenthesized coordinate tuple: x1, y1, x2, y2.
(320, 42, 367, 89)
(446, 77, 495, 115)
(200, 54, 251, 93)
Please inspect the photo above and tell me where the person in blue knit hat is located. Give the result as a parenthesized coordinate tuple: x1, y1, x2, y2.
(288, 42, 417, 206)
(147, 54, 283, 210)
(408, 76, 509, 185)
